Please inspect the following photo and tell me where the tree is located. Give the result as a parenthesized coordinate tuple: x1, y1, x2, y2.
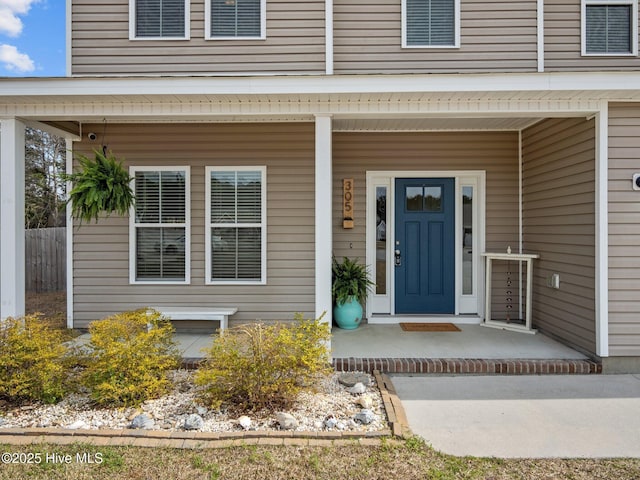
(25, 128, 67, 228)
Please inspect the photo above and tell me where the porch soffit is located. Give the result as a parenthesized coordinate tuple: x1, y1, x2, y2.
(2, 72, 640, 123)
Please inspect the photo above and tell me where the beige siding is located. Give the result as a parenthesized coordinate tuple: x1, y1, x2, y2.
(545, 0, 640, 71)
(334, 0, 537, 74)
(72, 123, 315, 328)
(522, 118, 596, 355)
(332, 131, 520, 315)
(608, 103, 640, 356)
(71, 0, 325, 76)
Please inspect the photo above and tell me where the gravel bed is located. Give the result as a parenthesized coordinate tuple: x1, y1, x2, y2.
(0, 371, 388, 434)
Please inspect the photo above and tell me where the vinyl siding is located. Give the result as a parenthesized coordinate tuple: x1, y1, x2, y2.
(333, 0, 537, 74)
(332, 131, 520, 316)
(71, 0, 325, 76)
(545, 0, 640, 71)
(522, 118, 596, 356)
(71, 122, 315, 328)
(608, 103, 640, 356)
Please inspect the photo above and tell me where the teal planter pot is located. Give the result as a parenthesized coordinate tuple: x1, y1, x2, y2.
(333, 297, 363, 330)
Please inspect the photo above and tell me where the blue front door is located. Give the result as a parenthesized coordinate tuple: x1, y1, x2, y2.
(395, 178, 455, 314)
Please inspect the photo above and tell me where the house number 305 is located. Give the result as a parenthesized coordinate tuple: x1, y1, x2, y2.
(343, 178, 354, 229)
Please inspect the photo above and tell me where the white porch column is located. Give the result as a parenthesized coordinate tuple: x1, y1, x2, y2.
(315, 115, 333, 327)
(0, 118, 26, 320)
(595, 103, 609, 357)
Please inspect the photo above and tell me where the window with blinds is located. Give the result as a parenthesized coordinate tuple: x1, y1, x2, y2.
(134, 0, 187, 38)
(206, 167, 266, 283)
(131, 168, 189, 283)
(208, 0, 264, 38)
(405, 0, 457, 47)
(585, 2, 634, 54)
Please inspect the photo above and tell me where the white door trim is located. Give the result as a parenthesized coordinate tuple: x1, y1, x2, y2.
(366, 170, 486, 321)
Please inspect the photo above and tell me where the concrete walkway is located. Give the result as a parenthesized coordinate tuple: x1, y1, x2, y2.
(391, 374, 640, 458)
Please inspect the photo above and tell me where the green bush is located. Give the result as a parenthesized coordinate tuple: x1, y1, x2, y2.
(81, 308, 180, 407)
(195, 313, 332, 412)
(0, 315, 69, 404)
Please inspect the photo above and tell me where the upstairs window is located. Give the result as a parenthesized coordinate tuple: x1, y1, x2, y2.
(403, 0, 460, 48)
(583, 0, 638, 55)
(131, 0, 189, 39)
(206, 167, 266, 284)
(206, 0, 266, 39)
(130, 167, 190, 284)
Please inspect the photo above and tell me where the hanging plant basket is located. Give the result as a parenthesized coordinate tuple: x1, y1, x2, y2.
(64, 149, 134, 224)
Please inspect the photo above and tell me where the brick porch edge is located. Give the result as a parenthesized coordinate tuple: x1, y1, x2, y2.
(0, 372, 411, 449)
(331, 358, 602, 374)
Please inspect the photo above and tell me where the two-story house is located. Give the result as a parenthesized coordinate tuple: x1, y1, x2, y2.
(2, 0, 640, 372)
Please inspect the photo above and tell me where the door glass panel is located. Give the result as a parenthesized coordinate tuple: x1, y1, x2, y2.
(375, 186, 387, 294)
(424, 186, 442, 211)
(406, 186, 423, 211)
(462, 186, 473, 295)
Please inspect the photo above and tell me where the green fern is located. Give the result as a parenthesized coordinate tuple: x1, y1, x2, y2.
(63, 149, 134, 224)
(331, 256, 375, 305)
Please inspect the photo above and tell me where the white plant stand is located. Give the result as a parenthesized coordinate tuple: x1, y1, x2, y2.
(481, 252, 539, 334)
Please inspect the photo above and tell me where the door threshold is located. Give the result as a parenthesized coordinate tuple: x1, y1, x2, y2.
(368, 315, 482, 325)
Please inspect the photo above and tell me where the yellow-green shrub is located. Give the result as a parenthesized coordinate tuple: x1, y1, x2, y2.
(0, 315, 68, 404)
(81, 309, 180, 407)
(195, 313, 332, 412)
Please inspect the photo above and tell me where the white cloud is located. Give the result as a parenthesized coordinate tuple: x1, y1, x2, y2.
(0, 43, 34, 72)
(0, 0, 40, 37)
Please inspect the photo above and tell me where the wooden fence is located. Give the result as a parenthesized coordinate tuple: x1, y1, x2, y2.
(25, 227, 66, 292)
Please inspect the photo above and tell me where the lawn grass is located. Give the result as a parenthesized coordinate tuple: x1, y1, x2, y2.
(0, 439, 639, 480)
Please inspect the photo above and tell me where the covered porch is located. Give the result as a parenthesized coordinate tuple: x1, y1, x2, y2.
(173, 322, 600, 373)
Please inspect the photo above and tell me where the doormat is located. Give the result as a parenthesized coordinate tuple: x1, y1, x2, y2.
(400, 322, 461, 332)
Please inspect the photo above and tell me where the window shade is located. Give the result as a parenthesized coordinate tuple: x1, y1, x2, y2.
(209, 169, 263, 282)
(211, 0, 262, 37)
(407, 0, 455, 46)
(136, 0, 185, 37)
(134, 170, 187, 281)
(586, 5, 632, 53)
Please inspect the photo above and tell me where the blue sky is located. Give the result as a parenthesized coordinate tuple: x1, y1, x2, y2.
(0, 0, 66, 77)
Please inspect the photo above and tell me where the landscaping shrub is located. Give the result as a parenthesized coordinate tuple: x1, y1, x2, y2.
(81, 308, 180, 407)
(195, 313, 332, 412)
(0, 315, 69, 404)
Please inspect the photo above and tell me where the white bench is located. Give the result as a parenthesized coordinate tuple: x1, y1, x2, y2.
(148, 306, 238, 332)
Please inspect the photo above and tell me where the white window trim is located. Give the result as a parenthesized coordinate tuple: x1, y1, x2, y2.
(129, 166, 191, 285)
(204, 0, 267, 41)
(129, 0, 191, 41)
(401, 0, 461, 49)
(581, 0, 638, 56)
(205, 166, 267, 285)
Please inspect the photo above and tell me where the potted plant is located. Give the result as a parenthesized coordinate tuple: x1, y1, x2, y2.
(331, 256, 375, 330)
(63, 149, 134, 224)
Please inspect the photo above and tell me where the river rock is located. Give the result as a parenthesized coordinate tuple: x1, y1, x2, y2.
(276, 412, 298, 430)
(65, 420, 89, 430)
(356, 394, 374, 409)
(338, 372, 372, 387)
(184, 414, 204, 430)
(353, 409, 376, 425)
(238, 415, 252, 430)
(130, 414, 155, 430)
(347, 382, 367, 395)
(324, 415, 337, 429)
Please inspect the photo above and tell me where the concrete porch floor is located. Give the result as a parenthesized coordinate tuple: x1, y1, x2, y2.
(330, 323, 587, 359)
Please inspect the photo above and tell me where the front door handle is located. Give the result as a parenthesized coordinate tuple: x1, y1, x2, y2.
(394, 249, 401, 266)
